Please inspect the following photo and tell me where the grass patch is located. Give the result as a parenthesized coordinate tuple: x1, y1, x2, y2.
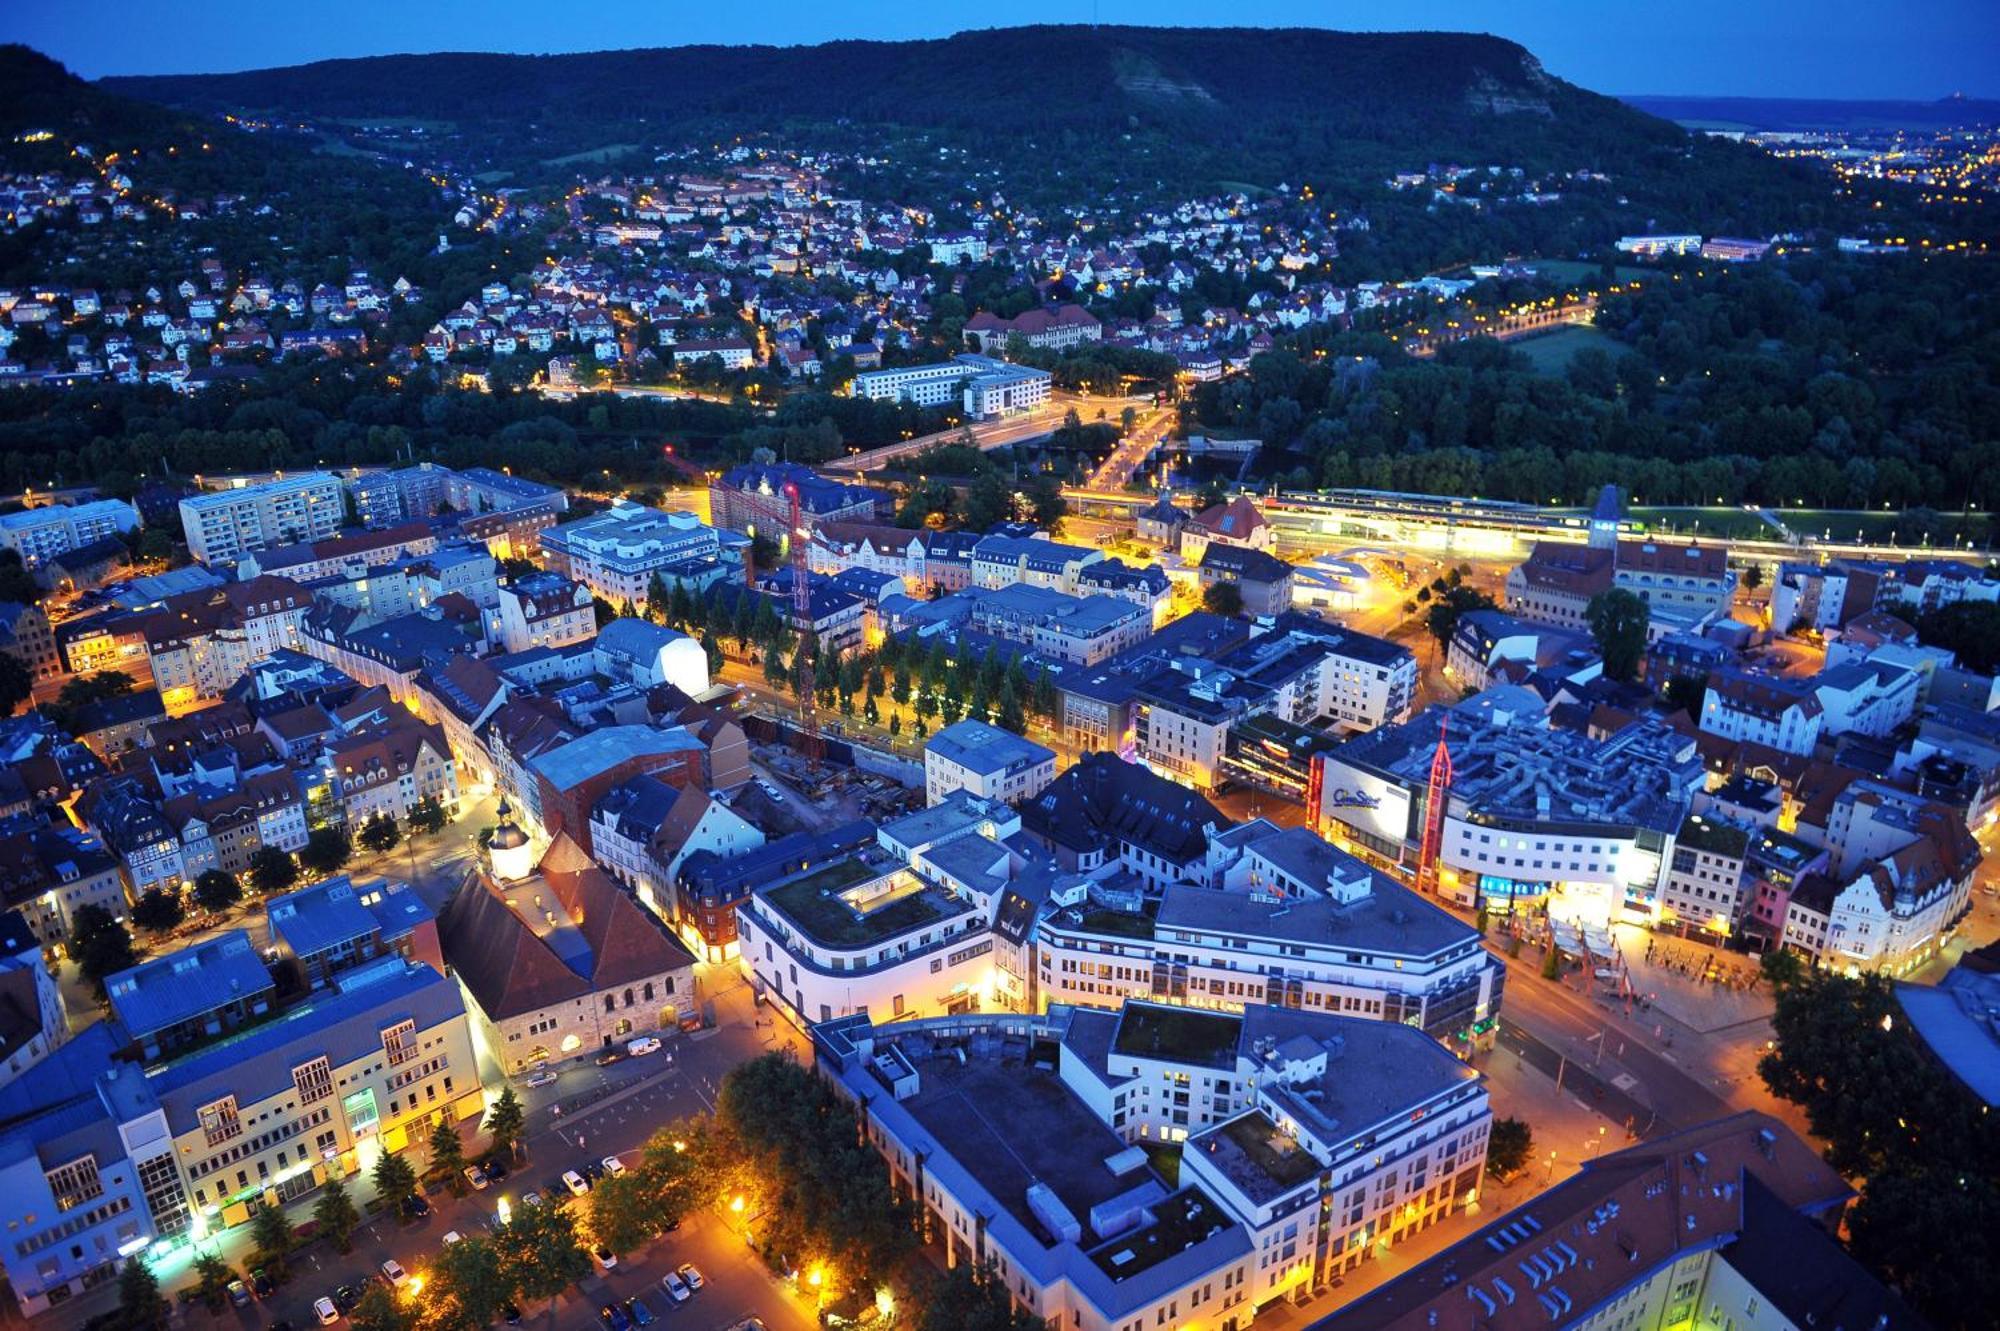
(763, 860, 959, 947)
(1142, 1142, 1181, 1187)
(1114, 1005, 1240, 1067)
(1512, 324, 1611, 375)
(1080, 909, 1155, 940)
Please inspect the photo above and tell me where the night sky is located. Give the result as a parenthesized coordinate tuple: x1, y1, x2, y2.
(3, 0, 1994, 100)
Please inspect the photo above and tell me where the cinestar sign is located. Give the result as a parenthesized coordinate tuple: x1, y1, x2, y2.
(1325, 787, 1382, 809)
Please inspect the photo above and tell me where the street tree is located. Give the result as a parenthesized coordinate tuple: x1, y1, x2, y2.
(585, 1170, 658, 1256)
(495, 1200, 591, 1314)
(130, 888, 186, 934)
(0, 652, 32, 714)
(371, 1150, 419, 1208)
(406, 796, 448, 838)
(430, 1234, 513, 1331)
(1486, 1117, 1533, 1179)
(192, 869, 242, 913)
(915, 1262, 1042, 1331)
(300, 825, 353, 876)
(248, 846, 300, 896)
(193, 1253, 235, 1310)
(484, 1086, 526, 1161)
(69, 903, 136, 998)
(116, 1253, 167, 1330)
(357, 814, 401, 855)
(429, 1117, 468, 1194)
(250, 1202, 296, 1266)
(349, 1284, 417, 1331)
(313, 1177, 362, 1253)
(1585, 588, 1650, 682)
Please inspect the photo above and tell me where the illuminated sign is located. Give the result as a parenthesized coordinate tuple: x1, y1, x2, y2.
(1325, 788, 1382, 809)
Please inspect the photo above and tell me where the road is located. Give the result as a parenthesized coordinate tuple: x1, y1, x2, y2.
(1086, 405, 1176, 491)
(1403, 298, 1597, 358)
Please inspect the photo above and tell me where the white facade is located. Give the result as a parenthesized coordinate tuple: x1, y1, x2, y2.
(0, 499, 139, 569)
(923, 719, 1057, 806)
(181, 473, 344, 566)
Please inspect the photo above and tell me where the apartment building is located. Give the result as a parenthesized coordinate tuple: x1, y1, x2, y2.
(0, 498, 139, 570)
(538, 501, 726, 606)
(494, 571, 596, 653)
(180, 473, 345, 566)
(442, 466, 569, 517)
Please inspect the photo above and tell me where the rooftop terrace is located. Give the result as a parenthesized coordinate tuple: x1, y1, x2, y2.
(1113, 1005, 1241, 1069)
(761, 858, 968, 948)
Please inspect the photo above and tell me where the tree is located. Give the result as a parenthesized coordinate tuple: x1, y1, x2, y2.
(192, 869, 241, 913)
(1026, 474, 1069, 533)
(1660, 674, 1705, 717)
(701, 629, 724, 676)
(1540, 946, 1563, 981)
(313, 1177, 362, 1253)
(429, 1117, 468, 1194)
(406, 796, 448, 838)
(1845, 1167, 2000, 1331)
(69, 903, 136, 997)
(495, 1200, 591, 1313)
(915, 1263, 1043, 1331)
(250, 1202, 295, 1265)
(586, 1169, 658, 1256)
(1915, 600, 2000, 674)
(116, 1253, 166, 1330)
(1758, 948, 1805, 992)
(431, 1234, 512, 1331)
(192, 1252, 236, 1311)
(129, 888, 185, 935)
(357, 814, 401, 855)
(1425, 585, 1498, 652)
(349, 1284, 417, 1331)
(0, 652, 32, 715)
(1202, 581, 1244, 616)
(961, 471, 1014, 532)
(1742, 562, 1765, 591)
(484, 1086, 526, 1161)
(645, 572, 671, 623)
(997, 683, 1027, 735)
(372, 1149, 419, 1209)
(1585, 588, 1649, 682)
(1486, 1116, 1534, 1179)
(248, 846, 299, 896)
(300, 825, 353, 876)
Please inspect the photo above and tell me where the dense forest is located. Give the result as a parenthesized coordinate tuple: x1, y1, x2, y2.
(1184, 251, 2000, 519)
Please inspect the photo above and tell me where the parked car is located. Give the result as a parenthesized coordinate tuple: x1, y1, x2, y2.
(562, 1169, 590, 1197)
(758, 779, 786, 803)
(592, 1244, 617, 1272)
(251, 1269, 275, 1299)
(626, 1036, 661, 1056)
(226, 1281, 252, 1309)
(601, 1155, 626, 1177)
(525, 1070, 559, 1088)
(313, 1297, 340, 1326)
(660, 1273, 691, 1304)
(594, 1049, 625, 1067)
(580, 1159, 606, 1183)
(380, 1260, 409, 1290)
(676, 1265, 704, 1292)
(500, 1304, 522, 1326)
(463, 1164, 489, 1190)
(520, 1189, 544, 1209)
(481, 1156, 510, 1183)
(400, 1193, 431, 1220)
(624, 1298, 655, 1328)
(333, 1284, 365, 1314)
(442, 1231, 463, 1247)
(597, 1304, 630, 1331)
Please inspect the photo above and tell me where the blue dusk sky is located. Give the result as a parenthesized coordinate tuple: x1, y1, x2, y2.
(2, 1, 1994, 99)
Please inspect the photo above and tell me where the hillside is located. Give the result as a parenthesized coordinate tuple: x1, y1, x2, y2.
(99, 26, 1682, 179)
(1624, 93, 2000, 133)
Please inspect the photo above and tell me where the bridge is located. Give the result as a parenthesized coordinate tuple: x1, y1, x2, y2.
(821, 391, 1152, 474)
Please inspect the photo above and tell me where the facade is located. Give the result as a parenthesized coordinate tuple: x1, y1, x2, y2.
(439, 830, 697, 1072)
(442, 466, 569, 517)
(849, 354, 1051, 418)
(970, 534, 1106, 595)
(0, 499, 139, 571)
(708, 462, 882, 535)
(962, 303, 1103, 354)
(495, 571, 596, 653)
(1199, 545, 1295, 618)
(538, 502, 725, 606)
(964, 583, 1152, 666)
(180, 473, 345, 566)
(1179, 497, 1272, 567)
(813, 999, 1487, 1331)
(1699, 669, 1825, 756)
(1038, 820, 1504, 1048)
(924, 718, 1057, 806)
(1320, 693, 1704, 929)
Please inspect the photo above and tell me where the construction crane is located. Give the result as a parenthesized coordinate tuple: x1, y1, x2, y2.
(732, 482, 822, 765)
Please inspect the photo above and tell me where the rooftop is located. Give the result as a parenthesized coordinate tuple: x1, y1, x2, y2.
(927, 718, 1056, 778)
(761, 857, 968, 948)
(1113, 1004, 1241, 1069)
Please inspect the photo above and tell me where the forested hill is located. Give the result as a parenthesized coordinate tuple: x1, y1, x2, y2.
(99, 25, 1685, 178)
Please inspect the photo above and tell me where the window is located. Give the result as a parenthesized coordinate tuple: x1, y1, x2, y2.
(292, 1056, 333, 1105)
(198, 1096, 243, 1148)
(46, 1156, 104, 1212)
(381, 1020, 418, 1067)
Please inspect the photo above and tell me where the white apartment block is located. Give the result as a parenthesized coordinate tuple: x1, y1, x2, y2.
(181, 473, 345, 566)
(923, 718, 1057, 806)
(0, 499, 140, 569)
